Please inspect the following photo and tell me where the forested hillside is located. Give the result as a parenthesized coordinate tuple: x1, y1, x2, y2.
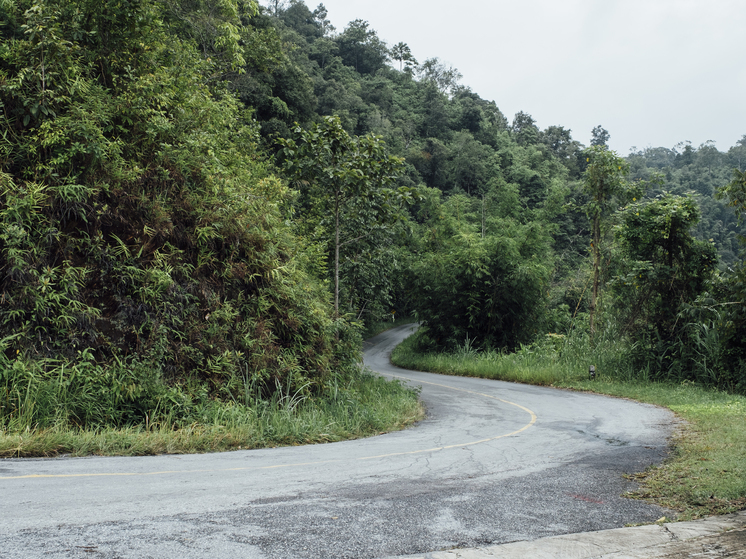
(253, 1, 746, 392)
(628, 141, 746, 265)
(1, 0, 745, 439)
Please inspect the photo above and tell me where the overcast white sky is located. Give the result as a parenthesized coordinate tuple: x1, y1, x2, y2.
(294, 0, 745, 154)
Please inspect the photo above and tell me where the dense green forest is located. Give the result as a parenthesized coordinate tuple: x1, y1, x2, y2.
(1, 0, 745, 435)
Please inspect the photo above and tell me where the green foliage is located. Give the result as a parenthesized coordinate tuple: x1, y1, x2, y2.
(621, 145, 746, 390)
(582, 145, 632, 335)
(416, 58, 462, 96)
(254, 2, 746, 396)
(0, 346, 176, 429)
(162, 0, 258, 73)
(390, 42, 417, 73)
(582, 145, 632, 212)
(277, 115, 412, 317)
(0, 0, 362, 433)
(411, 235, 551, 350)
(511, 111, 540, 146)
(613, 193, 719, 382)
(391, 321, 628, 387)
(711, 168, 746, 388)
(590, 125, 610, 147)
(334, 19, 389, 76)
(628, 143, 746, 265)
(0, 364, 424, 456)
(718, 168, 746, 217)
(2, 0, 743, 442)
(409, 190, 553, 350)
(706, 272, 746, 392)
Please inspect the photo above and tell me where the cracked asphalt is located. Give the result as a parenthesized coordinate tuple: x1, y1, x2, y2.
(0, 324, 676, 558)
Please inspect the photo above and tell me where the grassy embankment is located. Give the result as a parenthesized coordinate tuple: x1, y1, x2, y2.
(0, 369, 423, 458)
(391, 328, 746, 520)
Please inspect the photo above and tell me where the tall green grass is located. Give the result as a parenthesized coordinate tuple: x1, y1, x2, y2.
(0, 368, 423, 458)
(391, 326, 746, 519)
(391, 319, 635, 386)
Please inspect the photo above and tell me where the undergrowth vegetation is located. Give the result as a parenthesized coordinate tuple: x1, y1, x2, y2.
(0, 368, 423, 457)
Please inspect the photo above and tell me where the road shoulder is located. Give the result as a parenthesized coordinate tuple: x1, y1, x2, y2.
(385, 510, 746, 558)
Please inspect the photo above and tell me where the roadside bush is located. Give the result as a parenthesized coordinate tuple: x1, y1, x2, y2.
(611, 193, 719, 384)
(410, 219, 552, 350)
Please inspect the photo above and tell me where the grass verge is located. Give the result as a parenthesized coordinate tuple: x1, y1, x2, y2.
(391, 330, 746, 520)
(0, 369, 424, 458)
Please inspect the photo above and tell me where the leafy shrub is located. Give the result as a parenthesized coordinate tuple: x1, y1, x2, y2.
(410, 220, 552, 350)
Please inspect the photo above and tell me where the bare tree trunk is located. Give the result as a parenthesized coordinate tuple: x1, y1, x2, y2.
(270, 0, 286, 16)
(334, 192, 340, 316)
(590, 213, 600, 339)
(481, 194, 485, 239)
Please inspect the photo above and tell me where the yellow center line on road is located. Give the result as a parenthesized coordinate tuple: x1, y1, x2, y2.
(360, 373, 538, 460)
(0, 374, 537, 481)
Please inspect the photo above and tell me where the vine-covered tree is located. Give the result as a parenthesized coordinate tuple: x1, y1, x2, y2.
(614, 194, 718, 377)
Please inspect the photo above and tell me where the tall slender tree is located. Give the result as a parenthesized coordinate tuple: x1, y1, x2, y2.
(582, 145, 630, 337)
(278, 116, 409, 315)
(391, 42, 417, 72)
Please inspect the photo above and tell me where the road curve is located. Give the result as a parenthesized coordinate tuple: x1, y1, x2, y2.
(0, 324, 675, 559)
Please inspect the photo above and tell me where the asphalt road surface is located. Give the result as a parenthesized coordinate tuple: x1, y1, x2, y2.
(0, 324, 676, 559)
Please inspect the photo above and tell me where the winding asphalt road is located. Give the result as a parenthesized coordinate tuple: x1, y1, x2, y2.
(0, 324, 675, 559)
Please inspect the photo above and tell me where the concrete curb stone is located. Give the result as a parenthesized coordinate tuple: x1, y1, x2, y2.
(383, 510, 746, 559)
